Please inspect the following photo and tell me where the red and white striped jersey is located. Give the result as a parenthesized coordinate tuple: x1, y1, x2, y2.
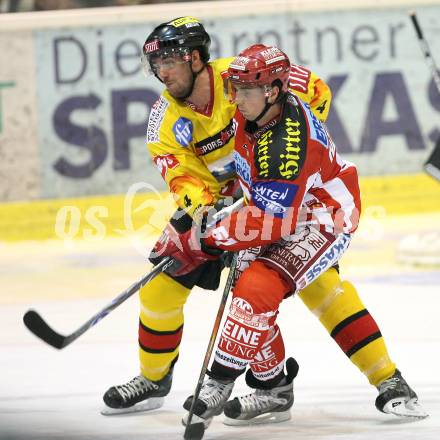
(204, 93, 361, 251)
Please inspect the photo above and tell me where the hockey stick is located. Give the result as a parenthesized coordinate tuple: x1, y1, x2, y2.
(23, 257, 174, 349)
(409, 11, 440, 182)
(23, 198, 244, 350)
(183, 253, 238, 440)
(409, 11, 440, 94)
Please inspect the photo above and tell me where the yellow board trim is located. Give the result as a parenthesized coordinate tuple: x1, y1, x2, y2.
(359, 173, 440, 215)
(0, 173, 439, 242)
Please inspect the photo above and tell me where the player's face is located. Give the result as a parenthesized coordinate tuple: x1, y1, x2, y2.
(233, 85, 267, 121)
(152, 56, 194, 99)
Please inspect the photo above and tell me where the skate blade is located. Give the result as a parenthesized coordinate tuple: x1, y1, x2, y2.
(223, 410, 291, 426)
(182, 413, 213, 429)
(383, 398, 429, 419)
(100, 397, 164, 415)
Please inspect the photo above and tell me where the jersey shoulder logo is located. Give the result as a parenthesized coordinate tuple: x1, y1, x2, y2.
(147, 96, 169, 144)
(288, 64, 311, 94)
(301, 102, 329, 147)
(173, 117, 193, 147)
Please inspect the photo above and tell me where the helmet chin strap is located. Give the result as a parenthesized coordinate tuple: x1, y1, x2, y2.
(180, 61, 205, 100)
(249, 90, 286, 123)
(249, 98, 273, 123)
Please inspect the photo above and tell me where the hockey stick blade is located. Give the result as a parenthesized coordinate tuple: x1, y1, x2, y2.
(183, 423, 205, 440)
(21, 258, 175, 350)
(23, 310, 67, 349)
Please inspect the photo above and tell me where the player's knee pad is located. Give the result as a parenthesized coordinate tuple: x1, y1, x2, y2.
(300, 272, 368, 334)
(322, 279, 365, 325)
(298, 267, 343, 314)
(234, 261, 290, 314)
(299, 270, 365, 325)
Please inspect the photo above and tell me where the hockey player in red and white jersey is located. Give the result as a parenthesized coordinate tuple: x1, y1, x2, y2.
(159, 44, 428, 428)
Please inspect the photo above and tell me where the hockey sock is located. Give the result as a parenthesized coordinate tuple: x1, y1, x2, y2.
(211, 262, 289, 382)
(139, 272, 191, 381)
(299, 268, 396, 386)
(210, 308, 274, 381)
(246, 366, 286, 390)
(248, 324, 286, 386)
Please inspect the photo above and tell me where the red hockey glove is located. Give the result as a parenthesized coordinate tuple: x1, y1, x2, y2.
(151, 223, 222, 277)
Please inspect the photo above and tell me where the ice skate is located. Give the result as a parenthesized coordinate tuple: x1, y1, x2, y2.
(223, 357, 299, 426)
(182, 376, 234, 429)
(101, 370, 172, 415)
(375, 369, 428, 419)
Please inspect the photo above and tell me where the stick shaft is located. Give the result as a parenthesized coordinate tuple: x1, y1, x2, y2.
(184, 254, 238, 433)
(409, 11, 440, 94)
(23, 257, 173, 348)
(62, 257, 173, 342)
(24, 198, 244, 349)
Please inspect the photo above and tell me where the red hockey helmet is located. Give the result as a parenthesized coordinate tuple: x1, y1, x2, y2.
(226, 44, 290, 98)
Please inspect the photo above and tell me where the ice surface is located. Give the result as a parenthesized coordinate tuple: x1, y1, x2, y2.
(1, 213, 439, 439)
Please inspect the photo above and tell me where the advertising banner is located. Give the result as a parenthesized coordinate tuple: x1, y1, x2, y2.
(3, 2, 440, 199)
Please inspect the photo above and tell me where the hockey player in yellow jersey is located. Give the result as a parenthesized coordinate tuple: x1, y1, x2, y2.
(102, 17, 427, 420)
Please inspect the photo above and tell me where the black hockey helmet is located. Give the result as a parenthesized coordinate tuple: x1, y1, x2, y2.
(142, 16, 211, 75)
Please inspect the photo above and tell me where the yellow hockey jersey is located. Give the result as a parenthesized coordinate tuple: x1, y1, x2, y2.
(147, 57, 331, 218)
